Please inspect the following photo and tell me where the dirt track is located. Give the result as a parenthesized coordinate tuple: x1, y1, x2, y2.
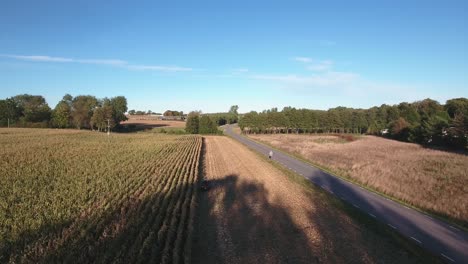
(193, 136, 424, 264)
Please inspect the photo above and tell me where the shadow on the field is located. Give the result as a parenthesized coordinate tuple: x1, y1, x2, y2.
(116, 123, 171, 133)
(2, 182, 196, 263)
(192, 138, 317, 263)
(193, 174, 326, 263)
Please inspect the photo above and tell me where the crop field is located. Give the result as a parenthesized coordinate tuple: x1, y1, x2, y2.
(0, 128, 201, 263)
(249, 133, 468, 224)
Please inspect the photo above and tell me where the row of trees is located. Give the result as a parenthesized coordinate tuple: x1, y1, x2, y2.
(185, 111, 219, 134)
(239, 98, 468, 149)
(127, 110, 160, 115)
(163, 110, 184, 117)
(205, 105, 239, 126)
(0, 94, 128, 131)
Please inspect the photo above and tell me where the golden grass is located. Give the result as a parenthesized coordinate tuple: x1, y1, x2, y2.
(249, 134, 468, 223)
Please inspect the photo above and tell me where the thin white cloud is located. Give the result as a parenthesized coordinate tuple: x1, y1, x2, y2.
(76, 59, 127, 66)
(293, 57, 334, 71)
(306, 60, 334, 71)
(293, 57, 312, 63)
(1, 54, 193, 72)
(3, 55, 74, 63)
(128, 64, 192, 72)
(1, 54, 125, 65)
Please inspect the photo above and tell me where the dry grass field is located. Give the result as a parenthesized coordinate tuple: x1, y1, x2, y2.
(192, 136, 426, 264)
(0, 128, 200, 263)
(249, 134, 468, 224)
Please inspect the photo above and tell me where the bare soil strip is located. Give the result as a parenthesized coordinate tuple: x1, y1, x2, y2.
(193, 136, 427, 264)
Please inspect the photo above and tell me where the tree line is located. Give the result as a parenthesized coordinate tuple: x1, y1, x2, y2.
(204, 105, 239, 126)
(128, 110, 160, 115)
(0, 94, 128, 131)
(185, 111, 220, 134)
(184, 105, 239, 135)
(239, 98, 468, 149)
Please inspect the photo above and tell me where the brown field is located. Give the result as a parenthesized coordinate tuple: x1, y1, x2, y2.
(120, 118, 185, 129)
(193, 136, 425, 264)
(248, 134, 468, 224)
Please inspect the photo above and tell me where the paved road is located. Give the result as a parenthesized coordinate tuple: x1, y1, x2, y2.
(225, 125, 468, 263)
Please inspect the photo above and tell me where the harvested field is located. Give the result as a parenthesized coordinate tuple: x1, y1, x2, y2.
(121, 118, 186, 130)
(193, 136, 424, 264)
(0, 128, 201, 263)
(249, 134, 468, 224)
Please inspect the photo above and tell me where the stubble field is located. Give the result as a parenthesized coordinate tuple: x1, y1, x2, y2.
(248, 133, 468, 224)
(0, 128, 201, 263)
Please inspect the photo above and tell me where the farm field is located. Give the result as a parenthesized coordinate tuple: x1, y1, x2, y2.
(0, 128, 201, 263)
(192, 136, 425, 264)
(248, 133, 468, 225)
(121, 116, 186, 130)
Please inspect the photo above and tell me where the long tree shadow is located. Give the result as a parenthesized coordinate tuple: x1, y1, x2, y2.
(193, 174, 319, 264)
(116, 123, 170, 133)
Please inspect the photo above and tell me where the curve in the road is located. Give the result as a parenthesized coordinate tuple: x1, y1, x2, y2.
(225, 125, 468, 264)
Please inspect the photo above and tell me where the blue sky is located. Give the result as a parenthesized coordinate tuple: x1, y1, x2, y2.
(1, 0, 467, 113)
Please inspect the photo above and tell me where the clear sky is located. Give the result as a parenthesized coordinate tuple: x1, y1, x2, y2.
(1, 0, 467, 113)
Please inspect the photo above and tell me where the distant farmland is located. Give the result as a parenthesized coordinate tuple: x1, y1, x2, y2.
(249, 133, 468, 225)
(121, 115, 186, 130)
(0, 129, 201, 263)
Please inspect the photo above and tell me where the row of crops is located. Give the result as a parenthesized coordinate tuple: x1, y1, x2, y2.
(0, 128, 202, 263)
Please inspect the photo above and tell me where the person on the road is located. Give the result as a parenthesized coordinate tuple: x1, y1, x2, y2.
(269, 150, 273, 159)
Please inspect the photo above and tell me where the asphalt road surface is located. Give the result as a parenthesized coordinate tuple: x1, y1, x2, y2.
(225, 125, 468, 263)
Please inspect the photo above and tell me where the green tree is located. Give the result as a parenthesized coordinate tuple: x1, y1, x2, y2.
(185, 112, 200, 134)
(229, 105, 239, 115)
(398, 102, 420, 125)
(0, 98, 21, 126)
(51, 94, 73, 128)
(71, 95, 99, 129)
(12, 94, 52, 123)
(445, 98, 468, 118)
(91, 105, 114, 131)
(110, 96, 128, 125)
(446, 113, 468, 149)
(52, 101, 71, 128)
(199, 115, 218, 134)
